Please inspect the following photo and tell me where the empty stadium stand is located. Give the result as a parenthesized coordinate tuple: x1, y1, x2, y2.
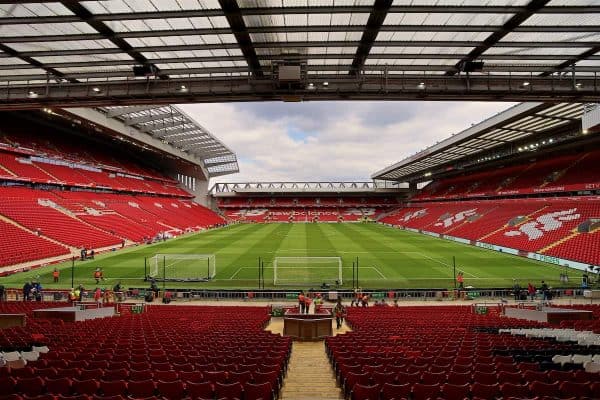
(381, 198, 600, 266)
(415, 149, 600, 200)
(0, 121, 226, 269)
(219, 197, 396, 223)
(0, 186, 224, 268)
(0, 126, 188, 198)
(327, 306, 600, 400)
(0, 304, 291, 400)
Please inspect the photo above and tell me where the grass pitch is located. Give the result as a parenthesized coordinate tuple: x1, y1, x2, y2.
(0, 223, 583, 290)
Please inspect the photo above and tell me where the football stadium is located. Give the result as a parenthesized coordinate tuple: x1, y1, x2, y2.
(0, 1, 599, 399)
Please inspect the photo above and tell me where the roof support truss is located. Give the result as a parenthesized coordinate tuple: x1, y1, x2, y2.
(447, 0, 552, 76)
(350, 0, 393, 75)
(218, 0, 263, 78)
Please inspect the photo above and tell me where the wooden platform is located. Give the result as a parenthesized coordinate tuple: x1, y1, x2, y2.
(283, 309, 333, 340)
(33, 306, 116, 322)
(504, 306, 593, 324)
(0, 313, 26, 328)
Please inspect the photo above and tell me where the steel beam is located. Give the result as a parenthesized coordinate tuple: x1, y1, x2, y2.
(1, 75, 598, 109)
(3, 24, 599, 44)
(0, 5, 595, 25)
(447, 0, 552, 76)
(125, 112, 178, 126)
(350, 0, 393, 75)
(2, 40, 594, 60)
(59, 1, 167, 79)
(218, 0, 263, 78)
(1, 53, 597, 72)
(105, 105, 160, 117)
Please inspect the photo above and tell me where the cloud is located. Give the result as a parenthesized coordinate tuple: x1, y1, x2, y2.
(178, 101, 515, 184)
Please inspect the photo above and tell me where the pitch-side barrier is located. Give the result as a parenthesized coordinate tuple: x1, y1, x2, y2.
(1, 287, 588, 302)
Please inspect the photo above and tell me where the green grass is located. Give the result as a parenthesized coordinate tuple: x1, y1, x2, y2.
(0, 223, 583, 290)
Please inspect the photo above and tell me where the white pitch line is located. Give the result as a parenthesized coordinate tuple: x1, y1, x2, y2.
(421, 253, 479, 278)
(229, 267, 244, 280)
(370, 266, 387, 279)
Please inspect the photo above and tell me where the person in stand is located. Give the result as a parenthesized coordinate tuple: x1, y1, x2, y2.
(527, 282, 536, 301)
(113, 281, 123, 302)
(93, 287, 102, 305)
(52, 268, 60, 283)
(23, 281, 32, 301)
(68, 288, 77, 304)
(361, 293, 369, 307)
(457, 272, 464, 290)
(513, 279, 521, 301)
(162, 291, 172, 304)
(304, 295, 312, 314)
(540, 281, 549, 304)
(150, 278, 159, 298)
(33, 281, 42, 301)
(333, 298, 346, 329)
(351, 288, 362, 307)
(298, 291, 306, 314)
(77, 284, 85, 302)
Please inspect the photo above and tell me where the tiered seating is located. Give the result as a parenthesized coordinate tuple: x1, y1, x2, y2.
(0, 129, 189, 197)
(414, 150, 600, 200)
(381, 198, 600, 265)
(0, 306, 291, 400)
(484, 201, 595, 253)
(508, 155, 578, 191)
(327, 306, 600, 400)
(0, 187, 225, 256)
(0, 197, 121, 249)
(545, 230, 600, 266)
(0, 220, 69, 267)
(0, 152, 54, 183)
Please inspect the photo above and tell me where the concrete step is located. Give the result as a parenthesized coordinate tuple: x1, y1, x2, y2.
(265, 316, 351, 400)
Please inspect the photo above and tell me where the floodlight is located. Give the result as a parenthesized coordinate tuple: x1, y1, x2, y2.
(417, 82, 426, 89)
(28, 91, 38, 99)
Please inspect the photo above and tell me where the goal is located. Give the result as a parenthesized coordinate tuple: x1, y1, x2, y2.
(147, 254, 216, 282)
(273, 256, 342, 286)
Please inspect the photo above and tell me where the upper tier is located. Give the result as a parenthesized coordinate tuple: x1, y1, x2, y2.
(414, 149, 600, 201)
(0, 128, 189, 197)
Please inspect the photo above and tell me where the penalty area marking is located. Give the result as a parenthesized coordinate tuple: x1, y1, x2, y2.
(420, 253, 479, 278)
(226, 266, 386, 280)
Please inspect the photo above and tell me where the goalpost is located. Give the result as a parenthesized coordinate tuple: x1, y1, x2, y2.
(273, 256, 342, 286)
(146, 254, 216, 282)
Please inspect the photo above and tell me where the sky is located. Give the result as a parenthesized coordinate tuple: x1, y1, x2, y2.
(178, 101, 517, 184)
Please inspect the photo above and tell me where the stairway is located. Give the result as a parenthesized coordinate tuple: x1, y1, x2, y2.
(0, 212, 75, 252)
(540, 231, 580, 253)
(478, 205, 548, 241)
(265, 318, 351, 400)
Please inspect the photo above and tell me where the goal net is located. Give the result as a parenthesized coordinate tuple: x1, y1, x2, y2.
(147, 254, 216, 282)
(273, 256, 342, 286)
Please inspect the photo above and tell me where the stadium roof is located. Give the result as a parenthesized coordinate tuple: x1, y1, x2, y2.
(0, 0, 599, 108)
(371, 101, 587, 182)
(210, 180, 404, 194)
(95, 104, 239, 177)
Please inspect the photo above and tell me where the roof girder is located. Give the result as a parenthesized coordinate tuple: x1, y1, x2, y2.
(447, 0, 552, 76)
(0, 5, 596, 26)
